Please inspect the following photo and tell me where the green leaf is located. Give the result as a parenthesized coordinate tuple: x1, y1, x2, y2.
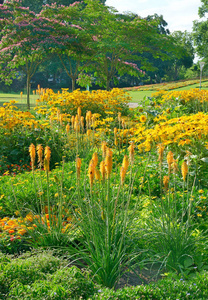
(184, 257, 193, 268)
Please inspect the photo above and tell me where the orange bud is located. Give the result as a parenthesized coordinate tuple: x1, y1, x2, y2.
(92, 152, 98, 168)
(128, 143, 135, 164)
(167, 151, 174, 173)
(101, 141, 107, 158)
(88, 160, 95, 187)
(122, 155, 129, 172)
(157, 144, 165, 164)
(100, 161, 106, 180)
(105, 154, 112, 179)
(29, 143, 36, 170)
(163, 176, 169, 190)
(95, 168, 101, 181)
(77, 107, 81, 117)
(181, 161, 188, 181)
(76, 157, 81, 178)
(36, 144, 43, 167)
(66, 123, 70, 134)
(44, 146, 51, 163)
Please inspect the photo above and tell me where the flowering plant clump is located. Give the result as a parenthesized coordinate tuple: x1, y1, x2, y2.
(35, 88, 131, 118)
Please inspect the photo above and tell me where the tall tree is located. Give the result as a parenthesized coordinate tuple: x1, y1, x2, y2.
(80, 1, 181, 90)
(6, 0, 106, 13)
(0, 1, 83, 108)
(193, 0, 208, 59)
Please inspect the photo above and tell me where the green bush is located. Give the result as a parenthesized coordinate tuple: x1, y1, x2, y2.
(91, 271, 208, 299)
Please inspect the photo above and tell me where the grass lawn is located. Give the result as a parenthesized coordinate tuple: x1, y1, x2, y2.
(127, 81, 208, 103)
(1, 80, 208, 108)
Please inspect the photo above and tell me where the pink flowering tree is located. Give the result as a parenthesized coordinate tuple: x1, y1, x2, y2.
(0, 1, 83, 108)
(80, 0, 179, 90)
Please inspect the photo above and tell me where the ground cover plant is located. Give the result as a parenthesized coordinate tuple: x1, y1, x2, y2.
(1, 85, 208, 298)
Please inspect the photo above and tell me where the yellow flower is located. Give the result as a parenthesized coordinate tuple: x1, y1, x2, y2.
(140, 115, 147, 123)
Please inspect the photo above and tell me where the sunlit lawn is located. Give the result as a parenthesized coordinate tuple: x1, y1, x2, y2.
(128, 81, 208, 102)
(1, 80, 208, 108)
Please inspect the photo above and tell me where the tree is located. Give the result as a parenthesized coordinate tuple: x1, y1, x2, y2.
(193, 0, 208, 60)
(6, 0, 106, 13)
(79, 1, 180, 90)
(0, 1, 83, 108)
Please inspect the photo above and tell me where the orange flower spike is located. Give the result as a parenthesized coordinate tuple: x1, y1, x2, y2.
(128, 143, 135, 164)
(92, 152, 98, 168)
(105, 153, 113, 179)
(87, 129, 91, 137)
(66, 123, 70, 134)
(157, 144, 165, 165)
(95, 168, 101, 181)
(118, 112, 121, 122)
(36, 144, 43, 166)
(163, 176, 169, 190)
(181, 160, 188, 181)
(122, 155, 129, 172)
(100, 161, 106, 180)
(120, 166, 126, 185)
(167, 151, 174, 173)
(172, 159, 179, 174)
(101, 141, 107, 158)
(44, 146, 51, 163)
(74, 120, 80, 133)
(76, 157, 81, 179)
(80, 116, 84, 129)
(88, 160, 95, 187)
(71, 116, 75, 127)
(77, 107, 81, 118)
(114, 127, 118, 136)
(29, 143, 36, 170)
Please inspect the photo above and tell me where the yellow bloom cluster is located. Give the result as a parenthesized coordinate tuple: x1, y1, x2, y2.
(35, 88, 130, 119)
(0, 209, 73, 238)
(0, 101, 40, 131)
(133, 112, 208, 152)
(152, 89, 208, 104)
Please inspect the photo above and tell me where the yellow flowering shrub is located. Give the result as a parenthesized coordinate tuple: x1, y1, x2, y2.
(35, 88, 131, 119)
(132, 112, 208, 153)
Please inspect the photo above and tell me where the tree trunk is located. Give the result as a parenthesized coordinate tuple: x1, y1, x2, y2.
(26, 74, 30, 110)
(72, 77, 76, 92)
(106, 78, 110, 91)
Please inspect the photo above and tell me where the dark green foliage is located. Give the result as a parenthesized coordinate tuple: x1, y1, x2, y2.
(0, 250, 95, 299)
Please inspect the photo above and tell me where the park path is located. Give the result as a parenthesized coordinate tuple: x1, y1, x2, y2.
(128, 102, 138, 108)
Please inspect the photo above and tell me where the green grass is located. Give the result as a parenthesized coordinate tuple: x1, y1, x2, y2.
(1, 80, 208, 108)
(127, 82, 208, 103)
(0, 92, 39, 110)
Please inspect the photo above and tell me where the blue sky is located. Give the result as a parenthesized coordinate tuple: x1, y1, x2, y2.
(105, 0, 202, 33)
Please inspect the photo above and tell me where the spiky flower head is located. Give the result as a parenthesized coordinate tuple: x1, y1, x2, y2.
(157, 143, 165, 164)
(167, 151, 174, 173)
(66, 123, 70, 134)
(122, 155, 129, 172)
(88, 160, 95, 187)
(100, 161, 106, 180)
(44, 146, 51, 163)
(163, 176, 169, 190)
(36, 144, 43, 167)
(29, 143, 36, 170)
(92, 152, 98, 168)
(181, 160, 188, 181)
(128, 142, 135, 164)
(76, 157, 81, 179)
